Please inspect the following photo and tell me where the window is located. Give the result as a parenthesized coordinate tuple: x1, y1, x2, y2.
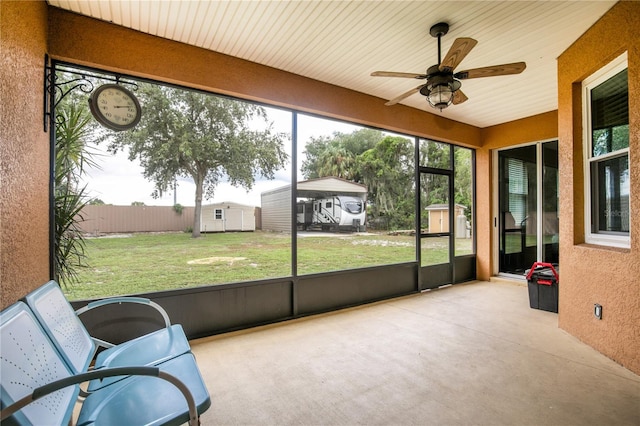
(214, 209, 223, 220)
(344, 199, 363, 214)
(507, 157, 528, 226)
(583, 52, 629, 248)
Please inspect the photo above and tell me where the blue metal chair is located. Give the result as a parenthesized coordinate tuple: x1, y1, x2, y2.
(1, 302, 211, 425)
(24, 280, 191, 391)
(1, 302, 79, 425)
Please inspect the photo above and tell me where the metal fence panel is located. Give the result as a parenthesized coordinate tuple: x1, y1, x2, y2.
(77, 205, 196, 234)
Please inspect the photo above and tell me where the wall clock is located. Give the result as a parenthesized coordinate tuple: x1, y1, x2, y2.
(88, 83, 141, 131)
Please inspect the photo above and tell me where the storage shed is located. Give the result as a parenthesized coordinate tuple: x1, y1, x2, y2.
(200, 202, 256, 232)
(261, 177, 367, 232)
(425, 203, 467, 235)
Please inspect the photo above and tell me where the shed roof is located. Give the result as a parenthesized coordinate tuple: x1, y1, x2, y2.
(202, 201, 255, 209)
(425, 203, 467, 211)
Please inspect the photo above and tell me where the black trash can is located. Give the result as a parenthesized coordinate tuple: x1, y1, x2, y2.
(525, 262, 559, 313)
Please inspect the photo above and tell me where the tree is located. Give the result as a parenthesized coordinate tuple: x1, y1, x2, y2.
(300, 128, 383, 181)
(419, 140, 450, 209)
(300, 129, 417, 230)
(357, 136, 415, 229)
(417, 142, 473, 228)
(300, 129, 472, 232)
(110, 84, 289, 237)
(454, 147, 473, 221)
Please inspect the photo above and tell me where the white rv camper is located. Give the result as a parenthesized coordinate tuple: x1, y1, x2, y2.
(264, 177, 368, 232)
(297, 196, 365, 231)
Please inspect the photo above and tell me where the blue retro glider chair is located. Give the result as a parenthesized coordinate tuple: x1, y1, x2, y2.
(24, 280, 191, 391)
(0, 301, 211, 425)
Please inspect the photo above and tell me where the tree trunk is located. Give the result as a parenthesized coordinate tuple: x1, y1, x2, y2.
(192, 174, 204, 238)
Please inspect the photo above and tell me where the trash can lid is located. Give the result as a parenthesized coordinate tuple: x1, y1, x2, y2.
(525, 264, 559, 278)
(536, 269, 556, 278)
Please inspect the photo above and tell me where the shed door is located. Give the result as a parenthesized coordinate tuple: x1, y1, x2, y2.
(206, 208, 225, 232)
(225, 209, 244, 231)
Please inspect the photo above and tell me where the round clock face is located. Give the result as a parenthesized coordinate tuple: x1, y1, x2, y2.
(88, 84, 142, 131)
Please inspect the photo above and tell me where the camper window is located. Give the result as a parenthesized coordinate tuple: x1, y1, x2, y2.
(343, 200, 362, 214)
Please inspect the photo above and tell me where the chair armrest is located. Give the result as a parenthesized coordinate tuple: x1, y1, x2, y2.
(76, 297, 172, 328)
(1, 367, 199, 426)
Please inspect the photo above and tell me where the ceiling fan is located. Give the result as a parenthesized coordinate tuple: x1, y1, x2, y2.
(371, 22, 526, 111)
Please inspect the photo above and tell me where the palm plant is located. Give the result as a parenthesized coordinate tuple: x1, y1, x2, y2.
(316, 146, 355, 180)
(54, 93, 102, 286)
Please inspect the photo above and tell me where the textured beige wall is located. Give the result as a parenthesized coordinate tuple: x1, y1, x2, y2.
(0, 1, 51, 309)
(557, 1, 640, 375)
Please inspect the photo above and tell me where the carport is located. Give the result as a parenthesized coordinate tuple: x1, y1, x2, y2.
(261, 177, 367, 233)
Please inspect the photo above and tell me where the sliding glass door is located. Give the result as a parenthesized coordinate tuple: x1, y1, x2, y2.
(497, 141, 558, 275)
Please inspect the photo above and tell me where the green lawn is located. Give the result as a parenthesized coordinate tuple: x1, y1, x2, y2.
(66, 231, 473, 300)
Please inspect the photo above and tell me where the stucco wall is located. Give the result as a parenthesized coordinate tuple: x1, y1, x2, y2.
(0, 1, 51, 309)
(557, 1, 640, 375)
(475, 111, 559, 280)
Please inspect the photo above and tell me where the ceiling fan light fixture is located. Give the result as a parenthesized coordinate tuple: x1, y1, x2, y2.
(427, 84, 454, 110)
(423, 78, 461, 111)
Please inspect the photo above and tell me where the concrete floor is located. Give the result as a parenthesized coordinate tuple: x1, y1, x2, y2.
(192, 280, 640, 425)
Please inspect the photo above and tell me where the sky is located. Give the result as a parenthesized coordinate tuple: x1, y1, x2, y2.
(81, 109, 364, 207)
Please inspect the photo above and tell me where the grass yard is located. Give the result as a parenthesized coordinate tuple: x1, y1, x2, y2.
(66, 231, 472, 300)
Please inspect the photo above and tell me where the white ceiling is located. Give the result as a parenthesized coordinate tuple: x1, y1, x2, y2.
(47, 0, 617, 128)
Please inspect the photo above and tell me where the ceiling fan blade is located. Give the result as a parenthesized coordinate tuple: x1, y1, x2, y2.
(384, 84, 426, 106)
(439, 38, 478, 72)
(454, 62, 526, 79)
(371, 71, 427, 79)
(452, 90, 468, 105)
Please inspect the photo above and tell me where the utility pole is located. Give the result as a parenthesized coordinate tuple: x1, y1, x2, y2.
(173, 177, 177, 205)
